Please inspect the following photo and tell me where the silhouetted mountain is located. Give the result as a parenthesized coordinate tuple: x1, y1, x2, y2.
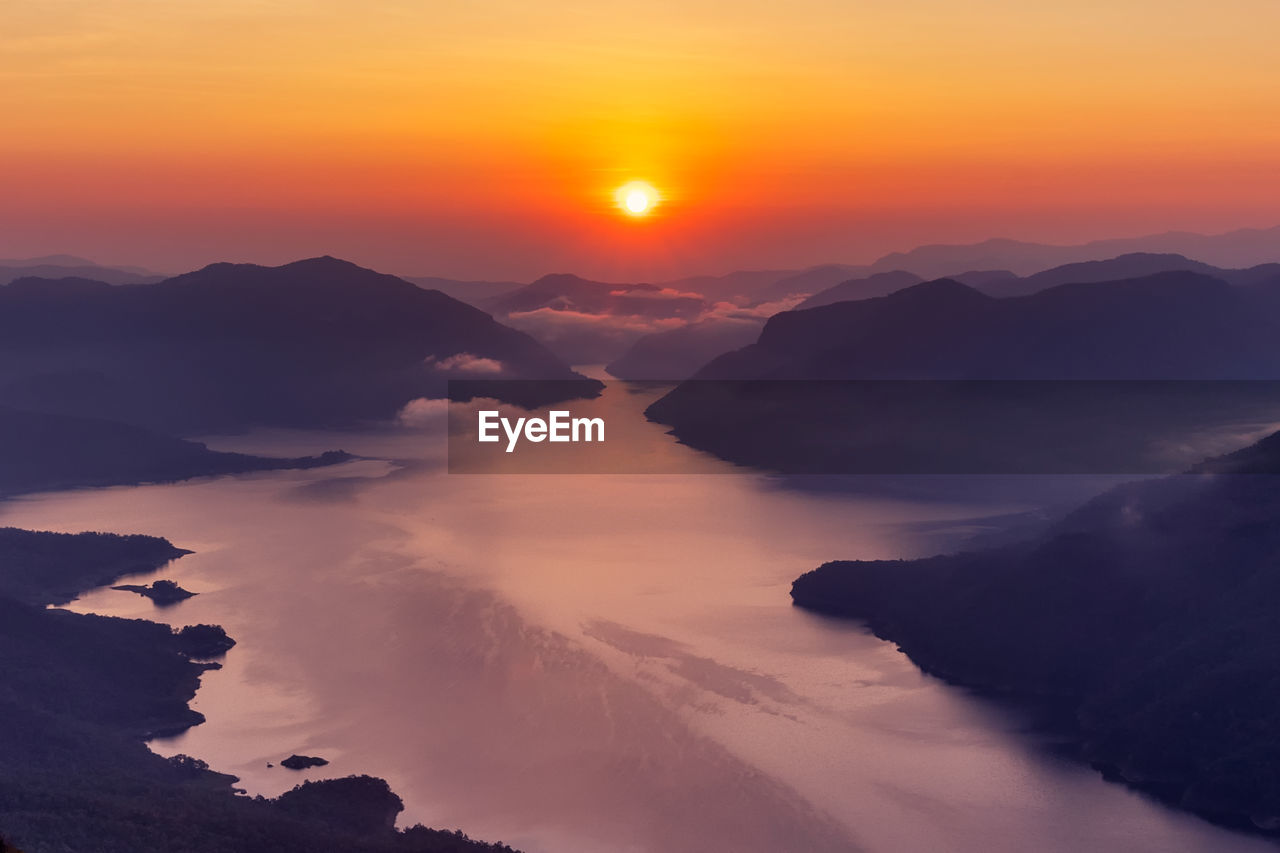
(480, 273, 712, 363)
(795, 270, 924, 310)
(1016, 253, 1221, 292)
(867, 225, 1280, 279)
(5, 275, 117, 295)
(683, 272, 1280, 381)
(0, 255, 157, 275)
(1191, 430, 1280, 474)
(661, 268, 798, 304)
(791, 430, 1280, 829)
(750, 264, 870, 304)
(0, 254, 103, 267)
(0, 529, 519, 853)
(647, 272, 1280, 472)
(0, 257, 595, 432)
(405, 276, 521, 307)
(0, 406, 351, 497)
(0, 263, 161, 286)
(485, 272, 707, 319)
(965, 253, 1278, 298)
(451, 267, 864, 365)
(949, 269, 1019, 290)
(417, 269, 813, 313)
(605, 319, 764, 380)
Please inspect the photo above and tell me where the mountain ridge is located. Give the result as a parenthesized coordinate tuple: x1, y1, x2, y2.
(0, 256, 597, 433)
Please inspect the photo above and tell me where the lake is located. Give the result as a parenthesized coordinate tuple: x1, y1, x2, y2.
(0, 379, 1272, 853)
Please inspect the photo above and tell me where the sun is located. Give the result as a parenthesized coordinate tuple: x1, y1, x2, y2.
(615, 181, 659, 217)
(626, 190, 649, 214)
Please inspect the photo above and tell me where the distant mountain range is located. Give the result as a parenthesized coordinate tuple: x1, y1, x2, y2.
(387, 226, 1280, 370)
(476, 273, 712, 364)
(0, 259, 162, 287)
(484, 273, 708, 319)
(741, 265, 864, 303)
(0, 254, 159, 276)
(404, 276, 522, 306)
(605, 319, 765, 380)
(468, 269, 846, 368)
(864, 224, 1280, 279)
(794, 270, 924, 310)
(801, 253, 1280, 307)
(408, 265, 861, 309)
(0, 256, 594, 434)
(791, 428, 1280, 829)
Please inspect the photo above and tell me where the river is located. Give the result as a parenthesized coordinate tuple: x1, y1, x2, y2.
(0, 379, 1272, 853)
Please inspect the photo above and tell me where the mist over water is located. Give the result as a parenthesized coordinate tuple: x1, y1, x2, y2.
(2, 382, 1273, 853)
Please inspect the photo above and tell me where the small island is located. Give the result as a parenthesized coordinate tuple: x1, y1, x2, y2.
(111, 579, 196, 606)
(281, 754, 330, 771)
(174, 624, 236, 658)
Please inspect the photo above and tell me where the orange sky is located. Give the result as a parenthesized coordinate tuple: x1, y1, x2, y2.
(2, 1, 1278, 280)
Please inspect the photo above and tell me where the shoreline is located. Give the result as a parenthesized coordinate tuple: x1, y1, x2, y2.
(0, 517, 517, 852)
(791, 587, 1280, 839)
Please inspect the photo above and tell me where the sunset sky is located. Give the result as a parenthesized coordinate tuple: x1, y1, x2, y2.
(3, 1, 1278, 280)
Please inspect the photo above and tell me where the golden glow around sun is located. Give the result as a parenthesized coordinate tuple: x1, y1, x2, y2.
(615, 181, 659, 217)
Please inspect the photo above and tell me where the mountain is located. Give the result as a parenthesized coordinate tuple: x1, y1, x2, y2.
(661, 268, 798, 304)
(0, 257, 595, 433)
(481, 273, 712, 364)
(0, 406, 350, 497)
(791, 255, 1280, 318)
(405, 276, 521, 307)
(646, 272, 1280, 473)
(0, 254, 104, 266)
(1004, 253, 1222, 295)
(790, 429, 1280, 829)
(748, 264, 870, 304)
(605, 319, 765, 380)
(795, 270, 923, 310)
(453, 267, 864, 365)
(963, 254, 1280, 299)
(680, 272, 1280, 381)
(949, 269, 1019, 290)
(0, 263, 161, 286)
(0, 255, 160, 276)
(867, 225, 1280, 279)
(484, 272, 707, 319)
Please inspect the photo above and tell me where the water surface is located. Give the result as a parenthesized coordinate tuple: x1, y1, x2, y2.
(1, 384, 1272, 853)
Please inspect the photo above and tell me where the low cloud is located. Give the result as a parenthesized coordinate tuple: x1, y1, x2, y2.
(397, 396, 449, 427)
(495, 294, 806, 364)
(424, 352, 506, 375)
(506, 307, 687, 336)
(607, 287, 703, 301)
(703, 294, 807, 322)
